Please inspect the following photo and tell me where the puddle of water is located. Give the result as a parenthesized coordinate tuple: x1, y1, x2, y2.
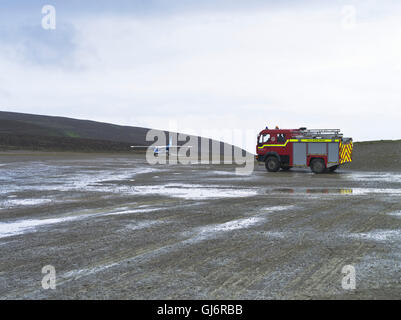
(188, 205, 294, 242)
(0, 164, 160, 195)
(260, 231, 286, 238)
(348, 230, 401, 241)
(0, 206, 163, 238)
(200, 217, 263, 233)
(268, 188, 401, 196)
(133, 183, 258, 200)
(347, 172, 401, 183)
(3, 198, 52, 207)
(260, 205, 295, 212)
(0, 216, 78, 239)
(209, 170, 241, 176)
(351, 188, 401, 195)
(125, 220, 165, 230)
(387, 211, 401, 217)
(104, 207, 161, 216)
(62, 261, 120, 280)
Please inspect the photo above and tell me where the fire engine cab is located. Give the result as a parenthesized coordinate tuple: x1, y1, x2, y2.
(256, 127, 353, 173)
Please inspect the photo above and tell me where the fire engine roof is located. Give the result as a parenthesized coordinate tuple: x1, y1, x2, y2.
(259, 129, 299, 135)
(259, 128, 344, 139)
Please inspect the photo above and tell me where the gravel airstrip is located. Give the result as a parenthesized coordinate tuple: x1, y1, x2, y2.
(1, 152, 400, 299)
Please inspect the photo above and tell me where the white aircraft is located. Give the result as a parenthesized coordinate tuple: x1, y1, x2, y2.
(130, 136, 191, 156)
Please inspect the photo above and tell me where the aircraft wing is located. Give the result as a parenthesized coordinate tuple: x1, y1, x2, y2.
(165, 146, 192, 148)
(130, 146, 167, 148)
(130, 145, 192, 148)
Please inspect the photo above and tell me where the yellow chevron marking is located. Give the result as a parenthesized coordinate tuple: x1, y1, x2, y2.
(339, 141, 353, 164)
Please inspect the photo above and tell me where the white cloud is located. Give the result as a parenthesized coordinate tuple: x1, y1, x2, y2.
(1, 3, 401, 152)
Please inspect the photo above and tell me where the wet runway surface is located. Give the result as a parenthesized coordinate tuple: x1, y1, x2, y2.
(1, 154, 401, 299)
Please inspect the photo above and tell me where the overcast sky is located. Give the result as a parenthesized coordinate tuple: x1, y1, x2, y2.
(1, 0, 401, 152)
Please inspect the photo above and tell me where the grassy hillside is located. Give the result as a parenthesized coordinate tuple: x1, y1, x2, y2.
(0, 111, 241, 156)
(0, 133, 134, 152)
(0, 111, 157, 152)
(0, 119, 65, 137)
(0, 111, 150, 145)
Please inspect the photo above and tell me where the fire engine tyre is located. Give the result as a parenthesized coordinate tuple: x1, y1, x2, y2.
(310, 158, 326, 174)
(265, 156, 281, 172)
(328, 165, 338, 172)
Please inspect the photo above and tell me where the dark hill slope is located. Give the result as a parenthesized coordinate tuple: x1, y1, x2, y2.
(0, 119, 65, 137)
(0, 111, 245, 156)
(0, 111, 150, 144)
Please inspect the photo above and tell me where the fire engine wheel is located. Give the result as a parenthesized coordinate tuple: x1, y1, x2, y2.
(310, 158, 326, 174)
(265, 156, 281, 172)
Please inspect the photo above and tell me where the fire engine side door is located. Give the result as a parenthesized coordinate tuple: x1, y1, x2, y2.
(328, 142, 339, 165)
(292, 142, 307, 166)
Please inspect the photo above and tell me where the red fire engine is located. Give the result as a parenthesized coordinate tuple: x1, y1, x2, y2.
(256, 127, 353, 173)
